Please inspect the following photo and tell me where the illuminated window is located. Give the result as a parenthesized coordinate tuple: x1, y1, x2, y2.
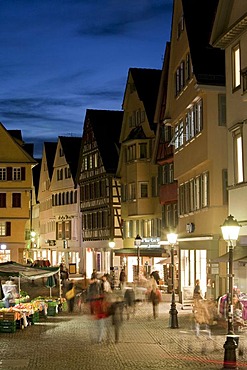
(0, 168, 6, 181)
(234, 129, 244, 183)
(13, 168, 21, 181)
(232, 44, 241, 90)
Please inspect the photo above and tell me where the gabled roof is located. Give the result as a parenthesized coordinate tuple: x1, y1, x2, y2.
(123, 68, 162, 130)
(84, 109, 123, 173)
(59, 136, 82, 183)
(0, 122, 36, 164)
(182, 0, 225, 86)
(43, 142, 57, 180)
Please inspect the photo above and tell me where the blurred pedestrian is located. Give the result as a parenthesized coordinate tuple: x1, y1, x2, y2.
(148, 278, 162, 319)
(124, 288, 135, 320)
(101, 274, 112, 293)
(87, 277, 102, 314)
(111, 296, 124, 343)
(193, 279, 202, 300)
(92, 294, 111, 344)
(150, 270, 160, 285)
(119, 268, 126, 290)
(91, 269, 97, 279)
(65, 280, 76, 313)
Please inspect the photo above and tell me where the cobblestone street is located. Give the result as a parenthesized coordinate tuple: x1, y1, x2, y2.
(1, 283, 247, 370)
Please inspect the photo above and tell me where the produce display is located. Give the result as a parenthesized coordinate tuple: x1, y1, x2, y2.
(0, 296, 66, 333)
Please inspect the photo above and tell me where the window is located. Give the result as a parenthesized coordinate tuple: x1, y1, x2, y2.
(57, 222, 64, 239)
(65, 221, 71, 239)
(179, 172, 209, 215)
(232, 44, 241, 90)
(162, 203, 178, 229)
(233, 129, 244, 183)
(126, 144, 136, 162)
(0, 222, 11, 236)
(178, 120, 184, 147)
(175, 61, 185, 96)
(195, 99, 203, 133)
(140, 182, 148, 198)
(65, 167, 71, 179)
(177, 15, 184, 39)
(129, 183, 136, 200)
(12, 193, 21, 208)
(218, 94, 226, 126)
(0, 168, 6, 181)
(185, 53, 191, 82)
(139, 143, 147, 159)
(0, 193, 6, 208)
(13, 168, 21, 181)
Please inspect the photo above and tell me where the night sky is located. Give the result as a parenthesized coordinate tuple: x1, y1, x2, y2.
(0, 0, 173, 157)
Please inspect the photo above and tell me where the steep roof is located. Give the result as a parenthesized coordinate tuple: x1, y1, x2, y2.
(126, 68, 162, 130)
(85, 109, 123, 173)
(43, 142, 57, 180)
(59, 136, 82, 183)
(182, 0, 225, 86)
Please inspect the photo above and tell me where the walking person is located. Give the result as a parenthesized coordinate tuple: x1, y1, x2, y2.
(111, 296, 124, 343)
(119, 268, 126, 290)
(148, 277, 162, 319)
(66, 280, 76, 313)
(193, 279, 202, 300)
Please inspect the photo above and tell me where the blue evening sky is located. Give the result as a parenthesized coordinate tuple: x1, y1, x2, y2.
(0, 0, 173, 157)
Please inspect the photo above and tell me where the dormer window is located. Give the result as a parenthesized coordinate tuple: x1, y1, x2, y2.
(177, 15, 184, 39)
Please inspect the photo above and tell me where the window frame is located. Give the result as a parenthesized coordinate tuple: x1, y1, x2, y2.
(232, 43, 241, 91)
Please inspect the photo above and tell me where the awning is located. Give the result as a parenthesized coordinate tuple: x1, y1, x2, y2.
(0, 261, 60, 280)
(114, 248, 169, 258)
(156, 257, 171, 264)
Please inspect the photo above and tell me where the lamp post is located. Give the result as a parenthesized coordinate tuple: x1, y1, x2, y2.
(221, 215, 241, 369)
(167, 232, 179, 329)
(135, 235, 142, 281)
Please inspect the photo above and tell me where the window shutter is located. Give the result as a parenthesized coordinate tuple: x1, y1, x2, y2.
(21, 167, 26, 180)
(7, 167, 12, 180)
(6, 222, 11, 236)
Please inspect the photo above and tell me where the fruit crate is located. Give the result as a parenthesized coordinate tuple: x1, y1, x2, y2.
(29, 311, 39, 325)
(47, 306, 57, 316)
(39, 310, 47, 319)
(3, 312, 17, 321)
(0, 320, 17, 333)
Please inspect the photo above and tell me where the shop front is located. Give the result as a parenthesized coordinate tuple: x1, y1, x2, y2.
(114, 246, 171, 284)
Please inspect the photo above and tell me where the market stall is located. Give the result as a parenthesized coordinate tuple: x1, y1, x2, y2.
(0, 261, 61, 299)
(0, 261, 63, 332)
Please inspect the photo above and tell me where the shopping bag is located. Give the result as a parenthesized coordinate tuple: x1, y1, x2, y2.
(65, 287, 75, 300)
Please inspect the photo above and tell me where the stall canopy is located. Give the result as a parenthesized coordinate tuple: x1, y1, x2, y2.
(0, 261, 60, 280)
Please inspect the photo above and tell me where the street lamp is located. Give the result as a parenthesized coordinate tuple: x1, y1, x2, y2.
(221, 214, 241, 369)
(135, 235, 142, 281)
(167, 232, 179, 329)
